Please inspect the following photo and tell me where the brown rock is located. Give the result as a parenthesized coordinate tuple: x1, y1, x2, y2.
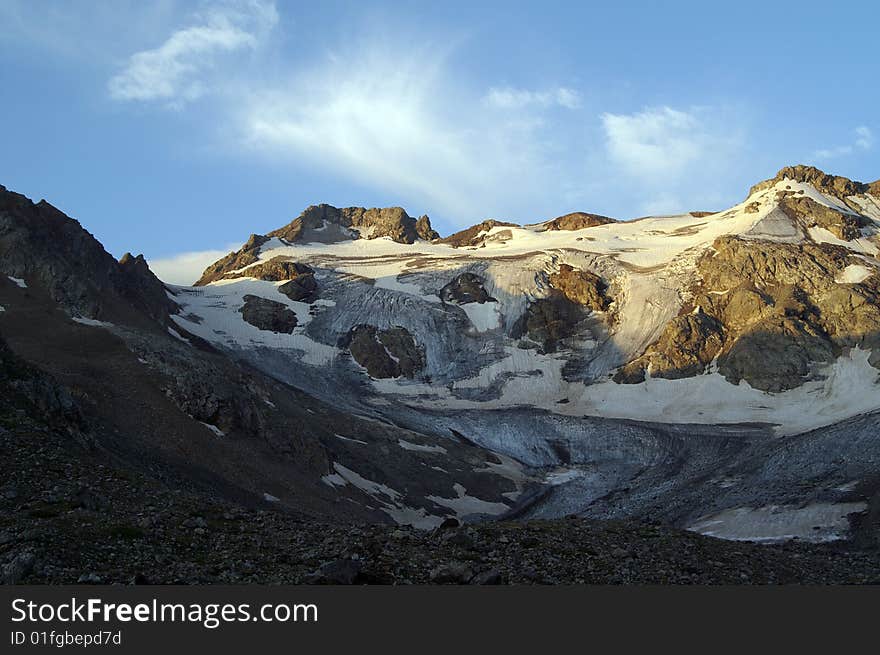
(618, 234, 880, 391)
(195, 234, 268, 286)
(615, 309, 724, 383)
(542, 212, 616, 231)
(548, 264, 609, 312)
(779, 196, 866, 241)
(513, 294, 585, 353)
(345, 325, 425, 378)
(438, 220, 519, 248)
(748, 165, 870, 199)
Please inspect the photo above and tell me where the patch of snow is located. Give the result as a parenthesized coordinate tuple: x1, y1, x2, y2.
(331, 463, 401, 500)
(0, 305, 5, 313)
(199, 422, 225, 437)
(321, 473, 348, 488)
(688, 502, 867, 543)
(808, 226, 879, 256)
(323, 463, 443, 528)
(545, 468, 586, 485)
(397, 439, 447, 454)
(72, 316, 114, 328)
(167, 326, 191, 344)
(460, 301, 501, 332)
(836, 263, 873, 284)
(427, 483, 510, 518)
(263, 493, 280, 502)
(336, 433, 369, 445)
(7, 276, 26, 288)
(167, 279, 338, 366)
(375, 347, 880, 437)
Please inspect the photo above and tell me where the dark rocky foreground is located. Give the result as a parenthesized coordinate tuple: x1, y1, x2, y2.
(3, 415, 879, 585)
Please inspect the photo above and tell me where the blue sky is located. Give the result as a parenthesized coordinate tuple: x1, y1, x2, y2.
(1, 0, 878, 283)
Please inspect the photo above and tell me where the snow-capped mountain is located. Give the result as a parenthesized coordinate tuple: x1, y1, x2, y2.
(173, 165, 880, 440)
(3, 166, 880, 544)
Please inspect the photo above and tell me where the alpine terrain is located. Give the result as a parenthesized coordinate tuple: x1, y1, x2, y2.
(3, 165, 880, 584)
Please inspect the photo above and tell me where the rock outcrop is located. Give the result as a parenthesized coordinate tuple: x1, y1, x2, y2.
(542, 212, 616, 231)
(269, 204, 438, 245)
(513, 295, 585, 353)
(548, 264, 609, 312)
(278, 273, 318, 303)
(344, 325, 425, 378)
(438, 220, 519, 248)
(117, 253, 179, 324)
(617, 235, 880, 391)
(195, 234, 270, 286)
(749, 165, 872, 199)
(239, 295, 298, 333)
(614, 310, 725, 383)
(439, 273, 494, 304)
(780, 195, 866, 241)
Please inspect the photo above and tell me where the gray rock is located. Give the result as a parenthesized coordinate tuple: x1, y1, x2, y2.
(429, 561, 474, 584)
(238, 295, 298, 334)
(305, 559, 363, 585)
(2, 551, 35, 584)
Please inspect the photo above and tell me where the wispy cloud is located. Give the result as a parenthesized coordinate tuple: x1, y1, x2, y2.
(603, 107, 708, 181)
(148, 244, 241, 285)
(599, 106, 747, 214)
(483, 86, 582, 110)
(813, 126, 874, 160)
(238, 40, 575, 221)
(108, 0, 278, 106)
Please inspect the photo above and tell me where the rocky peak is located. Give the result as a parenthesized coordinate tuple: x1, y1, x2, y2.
(749, 164, 871, 199)
(0, 185, 175, 326)
(117, 252, 179, 324)
(269, 204, 438, 245)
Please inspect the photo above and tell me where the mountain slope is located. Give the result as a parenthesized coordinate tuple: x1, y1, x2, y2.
(0, 186, 534, 531)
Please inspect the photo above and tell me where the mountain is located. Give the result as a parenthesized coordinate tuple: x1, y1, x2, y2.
(180, 164, 880, 434)
(2, 166, 880, 583)
(168, 164, 880, 540)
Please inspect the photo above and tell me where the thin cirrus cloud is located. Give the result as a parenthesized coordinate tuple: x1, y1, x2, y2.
(239, 42, 578, 222)
(107, 0, 278, 106)
(483, 86, 582, 110)
(600, 106, 746, 215)
(147, 243, 242, 285)
(812, 126, 874, 160)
